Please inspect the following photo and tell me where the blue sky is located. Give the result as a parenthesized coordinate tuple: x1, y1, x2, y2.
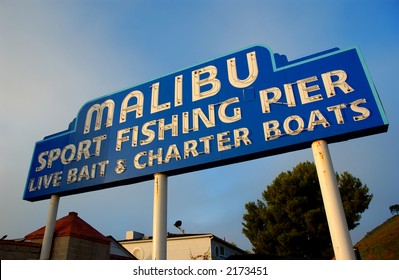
(0, 0, 398, 252)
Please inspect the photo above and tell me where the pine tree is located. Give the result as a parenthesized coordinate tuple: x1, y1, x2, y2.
(242, 161, 372, 259)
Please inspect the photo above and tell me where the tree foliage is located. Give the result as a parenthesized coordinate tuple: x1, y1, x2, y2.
(242, 161, 372, 259)
(389, 204, 399, 216)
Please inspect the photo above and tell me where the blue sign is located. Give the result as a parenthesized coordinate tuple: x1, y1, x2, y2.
(24, 45, 388, 201)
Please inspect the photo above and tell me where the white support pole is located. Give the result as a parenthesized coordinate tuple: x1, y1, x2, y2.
(152, 173, 168, 260)
(40, 194, 60, 260)
(311, 140, 356, 260)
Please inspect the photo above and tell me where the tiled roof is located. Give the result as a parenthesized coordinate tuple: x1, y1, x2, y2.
(25, 212, 110, 244)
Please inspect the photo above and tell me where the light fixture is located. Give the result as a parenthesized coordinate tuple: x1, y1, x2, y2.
(174, 220, 185, 234)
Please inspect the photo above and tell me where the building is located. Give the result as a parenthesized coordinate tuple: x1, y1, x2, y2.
(0, 239, 41, 260)
(25, 211, 111, 259)
(107, 235, 138, 260)
(0, 212, 135, 260)
(1, 211, 245, 260)
(120, 231, 246, 260)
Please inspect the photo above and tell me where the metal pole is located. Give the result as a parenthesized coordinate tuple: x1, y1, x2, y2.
(311, 140, 356, 260)
(40, 194, 60, 260)
(152, 173, 168, 260)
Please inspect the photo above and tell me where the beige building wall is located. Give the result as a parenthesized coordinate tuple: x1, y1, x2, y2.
(120, 234, 243, 260)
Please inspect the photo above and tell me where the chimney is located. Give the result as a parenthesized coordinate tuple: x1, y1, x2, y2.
(126, 231, 145, 240)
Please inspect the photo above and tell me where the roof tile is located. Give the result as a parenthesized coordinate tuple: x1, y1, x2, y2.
(25, 212, 110, 244)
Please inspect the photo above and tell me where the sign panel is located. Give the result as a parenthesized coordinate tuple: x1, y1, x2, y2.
(24, 45, 388, 201)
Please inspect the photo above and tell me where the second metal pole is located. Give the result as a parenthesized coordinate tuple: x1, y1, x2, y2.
(152, 173, 168, 260)
(312, 140, 356, 260)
